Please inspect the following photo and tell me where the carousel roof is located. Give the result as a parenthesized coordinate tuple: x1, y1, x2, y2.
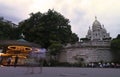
(0, 39, 41, 48)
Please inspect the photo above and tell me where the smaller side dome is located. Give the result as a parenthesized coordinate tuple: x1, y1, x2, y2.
(87, 27, 92, 35)
(101, 25, 107, 33)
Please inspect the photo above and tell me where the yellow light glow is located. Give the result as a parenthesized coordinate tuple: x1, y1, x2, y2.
(0, 53, 3, 56)
(8, 46, 32, 52)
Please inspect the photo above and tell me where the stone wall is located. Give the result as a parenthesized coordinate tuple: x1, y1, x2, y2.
(59, 41, 113, 63)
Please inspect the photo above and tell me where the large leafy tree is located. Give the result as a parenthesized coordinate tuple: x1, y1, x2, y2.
(111, 34, 120, 62)
(0, 17, 18, 40)
(18, 9, 79, 48)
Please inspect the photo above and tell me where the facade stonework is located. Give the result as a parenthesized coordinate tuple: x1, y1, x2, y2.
(59, 17, 113, 63)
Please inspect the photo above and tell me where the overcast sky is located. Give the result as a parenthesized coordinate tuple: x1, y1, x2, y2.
(0, 0, 120, 38)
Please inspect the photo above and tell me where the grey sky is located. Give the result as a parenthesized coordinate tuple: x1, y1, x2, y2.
(0, 0, 120, 38)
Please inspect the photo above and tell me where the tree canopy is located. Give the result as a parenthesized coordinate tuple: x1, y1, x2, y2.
(0, 17, 18, 40)
(111, 34, 120, 62)
(18, 9, 79, 48)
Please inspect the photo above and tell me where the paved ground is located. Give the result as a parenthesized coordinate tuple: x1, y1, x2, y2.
(0, 66, 120, 77)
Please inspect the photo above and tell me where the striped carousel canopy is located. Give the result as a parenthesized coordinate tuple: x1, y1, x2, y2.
(0, 39, 40, 48)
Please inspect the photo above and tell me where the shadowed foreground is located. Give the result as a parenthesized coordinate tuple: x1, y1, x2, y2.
(0, 67, 120, 77)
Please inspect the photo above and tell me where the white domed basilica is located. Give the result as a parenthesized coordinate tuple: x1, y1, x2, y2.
(59, 17, 113, 64)
(86, 17, 111, 41)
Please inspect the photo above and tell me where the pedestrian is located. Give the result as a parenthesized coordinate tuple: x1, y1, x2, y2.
(14, 55, 19, 67)
(25, 47, 47, 74)
(7, 57, 12, 66)
(36, 48, 47, 73)
(25, 50, 37, 74)
(0, 55, 3, 67)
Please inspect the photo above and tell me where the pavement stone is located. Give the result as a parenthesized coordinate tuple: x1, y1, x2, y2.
(0, 66, 120, 77)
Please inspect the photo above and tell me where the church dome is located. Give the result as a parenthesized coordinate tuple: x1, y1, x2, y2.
(93, 20, 101, 26)
(92, 17, 102, 31)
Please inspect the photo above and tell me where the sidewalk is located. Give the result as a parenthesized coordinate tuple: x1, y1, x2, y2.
(0, 66, 120, 77)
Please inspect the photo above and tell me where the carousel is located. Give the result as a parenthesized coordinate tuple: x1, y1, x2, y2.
(0, 39, 40, 65)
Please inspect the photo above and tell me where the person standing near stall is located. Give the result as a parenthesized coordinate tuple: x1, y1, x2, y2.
(0, 55, 3, 67)
(14, 55, 19, 67)
(7, 57, 12, 66)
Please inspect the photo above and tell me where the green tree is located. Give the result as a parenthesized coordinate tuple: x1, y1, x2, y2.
(48, 41, 63, 56)
(47, 41, 64, 65)
(111, 34, 120, 62)
(70, 33, 79, 44)
(18, 9, 79, 48)
(48, 41, 63, 62)
(0, 18, 17, 40)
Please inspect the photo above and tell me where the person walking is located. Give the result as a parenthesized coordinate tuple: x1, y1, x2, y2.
(7, 57, 12, 66)
(36, 48, 47, 73)
(14, 55, 19, 67)
(25, 47, 47, 74)
(25, 50, 37, 74)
